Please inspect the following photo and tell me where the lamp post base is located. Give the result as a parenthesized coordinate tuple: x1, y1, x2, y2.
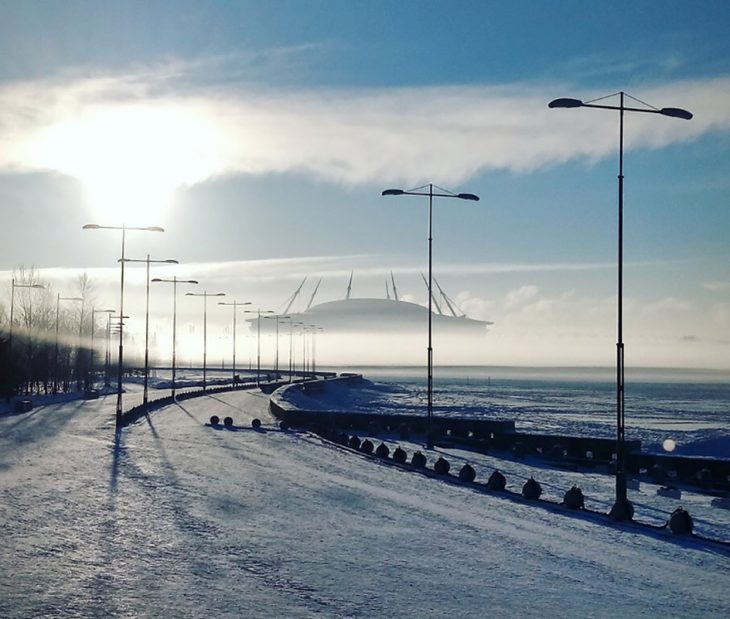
(609, 497, 634, 522)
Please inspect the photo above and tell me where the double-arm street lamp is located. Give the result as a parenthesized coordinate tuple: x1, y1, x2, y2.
(263, 314, 290, 379)
(549, 91, 692, 521)
(309, 325, 323, 375)
(120, 256, 179, 406)
(243, 309, 274, 385)
(90, 308, 115, 389)
(217, 300, 252, 386)
(382, 184, 479, 449)
(10, 279, 46, 391)
(284, 318, 302, 382)
(152, 277, 198, 398)
(299, 324, 321, 377)
(83, 223, 164, 426)
(105, 313, 127, 387)
(9, 279, 45, 355)
(54, 294, 83, 393)
(186, 291, 225, 391)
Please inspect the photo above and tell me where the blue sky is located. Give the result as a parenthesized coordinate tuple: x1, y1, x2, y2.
(0, 1, 728, 368)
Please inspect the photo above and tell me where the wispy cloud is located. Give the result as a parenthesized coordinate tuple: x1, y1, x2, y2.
(703, 281, 730, 292)
(1, 62, 728, 188)
(639, 297, 694, 318)
(1, 256, 680, 289)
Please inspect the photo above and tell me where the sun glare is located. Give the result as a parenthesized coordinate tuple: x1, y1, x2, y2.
(31, 103, 223, 225)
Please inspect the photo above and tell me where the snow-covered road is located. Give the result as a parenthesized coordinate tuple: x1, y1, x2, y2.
(2, 387, 729, 618)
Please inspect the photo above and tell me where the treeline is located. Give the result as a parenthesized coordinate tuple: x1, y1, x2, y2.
(0, 267, 113, 399)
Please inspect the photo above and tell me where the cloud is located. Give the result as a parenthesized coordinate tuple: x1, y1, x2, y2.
(0, 63, 729, 189)
(504, 285, 539, 308)
(639, 297, 693, 318)
(1, 256, 661, 294)
(0, 255, 682, 306)
(703, 281, 730, 292)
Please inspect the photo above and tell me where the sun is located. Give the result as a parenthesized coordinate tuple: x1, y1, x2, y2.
(30, 102, 223, 225)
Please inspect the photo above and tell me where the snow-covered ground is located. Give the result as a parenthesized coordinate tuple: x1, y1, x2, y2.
(2, 383, 729, 618)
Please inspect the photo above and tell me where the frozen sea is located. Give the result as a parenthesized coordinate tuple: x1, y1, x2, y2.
(311, 365, 730, 458)
(1, 367, 729, 618)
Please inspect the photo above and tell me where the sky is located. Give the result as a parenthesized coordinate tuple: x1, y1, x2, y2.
(0, 0, 729, 369)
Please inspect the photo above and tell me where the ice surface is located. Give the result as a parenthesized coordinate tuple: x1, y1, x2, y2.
(284, 375, 730, 458)
(1, 384, 729, 618)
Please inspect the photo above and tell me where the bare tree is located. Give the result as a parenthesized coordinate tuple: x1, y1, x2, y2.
(75, 272, 96, 389)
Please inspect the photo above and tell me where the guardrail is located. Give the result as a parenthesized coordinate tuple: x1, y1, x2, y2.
(120, 381, 259, 426)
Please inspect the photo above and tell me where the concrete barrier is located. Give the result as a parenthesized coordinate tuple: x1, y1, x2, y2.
(487, 470, 506, 491)
(669, 507, 693, 534)
(267, 375, 729, 492)
(459, 463, 476, 482)
(563, 486, 585, 510)
(411, 451, 427, 468)
(522, 477, 542, 500)
(434, 457, 450, 475)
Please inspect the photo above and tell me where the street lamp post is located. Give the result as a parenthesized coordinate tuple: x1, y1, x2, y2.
(310, 326, 323, 375)
(301, 326, 308, 377)
(217, 301, 252, 387)
(10, 279, 46, 393)
(54, 294, 83, 393)
(105, 313, 113, 386)
(288, 321, 303, 381)
(186, 291, 225, 391)
(382, 184, 479, 448)
(107, 314, 129, 389)
(300, 324, 319, 378)
(264, 314, 290, 379)
(83, 223, 164, 426)
(284, 318, 302, 382)
(9, 278, 45, 356)
(152, 277, 198, 399)
(90, 308, 115, 389)
(549, 91, 692, 521)
(243, 309, 274, 385)
(119, 256, 178, 407)
(75, 296, 86, 392)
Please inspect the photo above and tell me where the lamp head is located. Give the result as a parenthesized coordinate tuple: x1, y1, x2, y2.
(382, 188, 405, 196)
(164, 259, 180, 264)
(660, 107, 693, 120)
(548, 98, 584, 109)
(82, 224, 100, 230)
(457, 193, 479, 201)
(145, 226, 165, 232)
